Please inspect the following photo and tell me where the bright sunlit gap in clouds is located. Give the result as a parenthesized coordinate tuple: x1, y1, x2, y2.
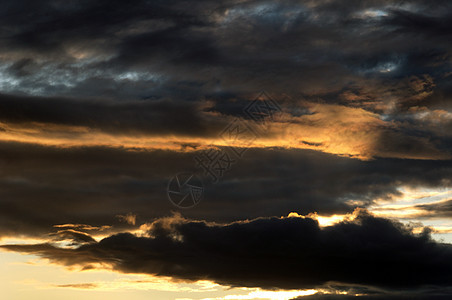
(191, 289, 318, 300)
(367, 187, 452, 242)
(286, 186, 452, 243)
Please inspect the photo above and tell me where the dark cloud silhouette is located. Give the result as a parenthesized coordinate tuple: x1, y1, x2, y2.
(0, 93, 224, 137)
(2, 211, 452, 293)
(0, 0, 449, 102)
(0, 142, 451, 238)
(0, 1, 451, 161)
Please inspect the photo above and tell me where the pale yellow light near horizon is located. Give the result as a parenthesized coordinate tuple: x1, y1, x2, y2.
(0, 250, 322, 300)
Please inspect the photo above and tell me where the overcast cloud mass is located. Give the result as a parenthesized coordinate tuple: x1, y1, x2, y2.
(1, 0, 452, 299)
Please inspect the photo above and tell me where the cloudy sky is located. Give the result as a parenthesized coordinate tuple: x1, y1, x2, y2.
(1, 0, 452, 299)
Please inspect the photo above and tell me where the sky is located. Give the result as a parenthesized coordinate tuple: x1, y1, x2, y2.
(1, 0, 452, 299)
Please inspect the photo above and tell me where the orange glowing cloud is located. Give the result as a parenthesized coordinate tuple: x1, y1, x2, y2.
(0, 101, 448, 160)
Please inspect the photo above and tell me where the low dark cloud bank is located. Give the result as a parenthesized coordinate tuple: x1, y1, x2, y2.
(1, 143, 452, 238)
(2, 211, 452, 296)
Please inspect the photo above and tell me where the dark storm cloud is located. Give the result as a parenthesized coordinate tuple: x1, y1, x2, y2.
(0, 142, 451, 238)
(2, 211, 452, 293)
(0, 0, 227, 97)
(0, 0, 449, 102)
(0, 0, 214, 55)
(1, 89, 451, 161)
(0, 93, 224, 137)
(0, 0, 450, 157)
(0, 2, 451, 296)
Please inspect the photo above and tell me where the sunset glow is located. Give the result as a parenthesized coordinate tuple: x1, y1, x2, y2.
(1, 0, 452, 299)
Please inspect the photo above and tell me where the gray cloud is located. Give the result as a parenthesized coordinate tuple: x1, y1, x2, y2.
(0, 141, 451, 238)
(2, 211, 452, 293)
(0, 1, 452, 296)
(0, 0, 449, 102)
